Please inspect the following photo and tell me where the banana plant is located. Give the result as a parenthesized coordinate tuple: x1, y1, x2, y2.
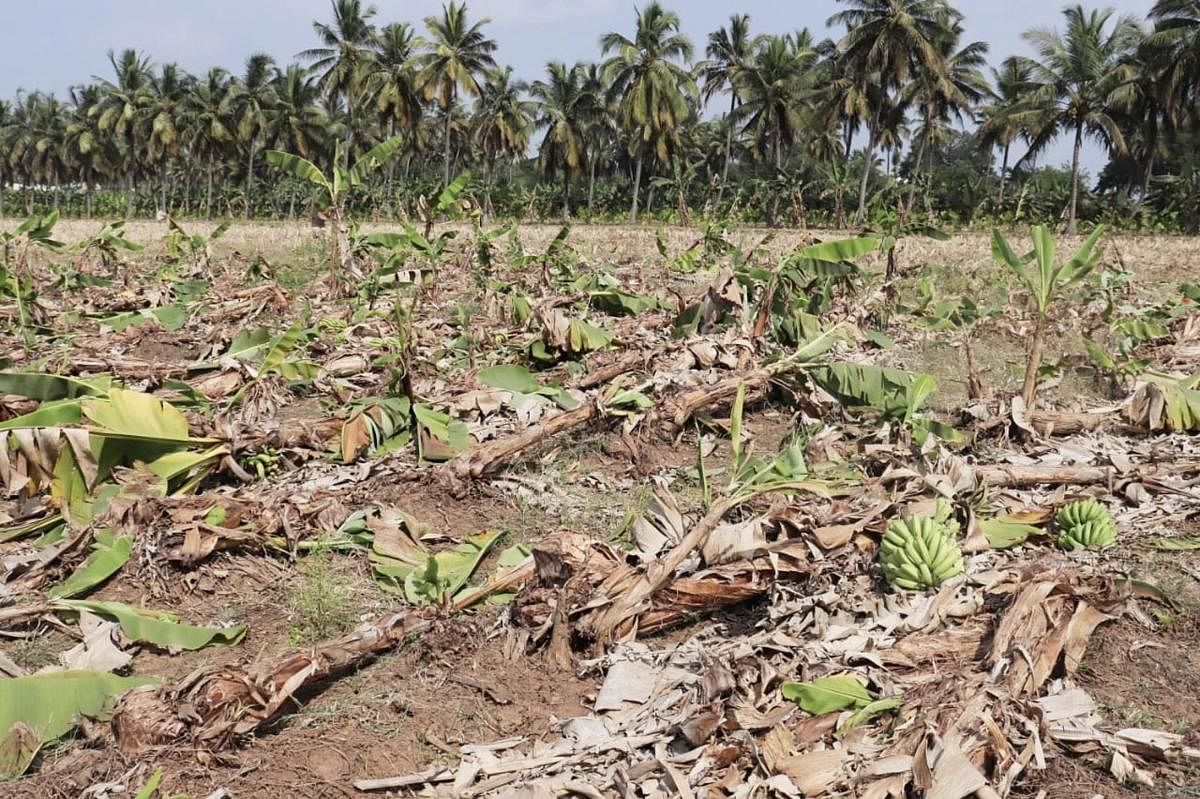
(265, 136, 405, 280)
(1, 211, 62, 336)
(992, 224, 1105, 408)
(73, 220, 143, 273)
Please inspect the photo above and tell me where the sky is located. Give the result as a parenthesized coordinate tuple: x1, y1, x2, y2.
(0, 0, 1156, 172)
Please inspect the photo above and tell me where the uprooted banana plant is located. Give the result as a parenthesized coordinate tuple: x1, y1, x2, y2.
(1, 375, 228, 590)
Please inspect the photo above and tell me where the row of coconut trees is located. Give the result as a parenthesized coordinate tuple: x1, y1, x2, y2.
(0, 0, 1198, 231)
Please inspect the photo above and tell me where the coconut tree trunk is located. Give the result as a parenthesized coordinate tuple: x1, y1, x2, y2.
(843, 119, 854, 162)
(904, 117, 931, 221)
(562, 169, 570, 221)
(1138, 125, 1157, 206)
(442, 94, 454, 189)
(245, 142, 256, 220)
(1067, 122, 1082, 235)
(997, 142, 1011, 206)
(206, 155, 215, 219)
(160, 166, 168, 214)
(854, 114, 880, 226)
(630, 148, 644, 223)
(126, 171, 135, 218)
(716, 94, 736, 207)
(587, 157, 597, 213)
(774, 119, 783, 171)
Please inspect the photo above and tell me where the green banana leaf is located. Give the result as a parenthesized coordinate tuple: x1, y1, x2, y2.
(781, 675, 873, 714)
(0, 398, 84, 431)
(54, 599, 246, 650)
(49, 529, 133, 599)
(0, 372, 110, 401)
(0, 671, 158, 778)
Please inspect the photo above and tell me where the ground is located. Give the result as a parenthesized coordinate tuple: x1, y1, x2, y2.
(2, 219, 1199, 797)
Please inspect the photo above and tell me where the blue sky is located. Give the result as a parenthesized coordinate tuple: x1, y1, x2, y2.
(1, 0, 1155, 171)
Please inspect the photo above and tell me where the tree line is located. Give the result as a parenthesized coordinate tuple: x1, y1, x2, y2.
(0, 0, 1198, 232)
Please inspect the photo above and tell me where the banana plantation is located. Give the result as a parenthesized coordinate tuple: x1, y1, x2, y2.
(2, 1, 1200, 798)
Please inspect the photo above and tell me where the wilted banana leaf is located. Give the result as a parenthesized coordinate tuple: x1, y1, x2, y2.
(375, 531, 500, 603)
(49, 529, 133, 599)
(54, 599, 246, 650)
(82, 388, 190, 441)
(413, 404, 469, 462)
(781, 675, 873, 714)
(1129, 373, 1200, 432)
(259, 323, 318, 380)
(793, 236, 879, 263)
(0, 671, 158, 777)
(340, 397, 412, 463)
(1151, 536, 1200, 551)
(809, 362, 922, 414)
(478, 364, 577, 409)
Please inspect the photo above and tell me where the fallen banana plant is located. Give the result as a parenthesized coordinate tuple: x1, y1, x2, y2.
(110, 552, 535, 752)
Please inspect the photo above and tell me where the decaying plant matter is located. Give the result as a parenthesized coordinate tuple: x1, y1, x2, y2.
(2, 219, 1199, 797)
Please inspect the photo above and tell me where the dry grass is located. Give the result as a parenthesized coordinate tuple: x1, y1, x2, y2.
(10, 217, 1194, 295)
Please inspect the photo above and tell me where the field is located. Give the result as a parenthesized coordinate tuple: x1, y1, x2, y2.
(2, 218, 1199, 799)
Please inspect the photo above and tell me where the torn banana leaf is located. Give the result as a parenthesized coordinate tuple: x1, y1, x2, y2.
(0, 671, 158, 777)
(49, 529, 133, 599)
(53, 599, 245, 650)
(340, 397, 412, 463)
(979, 516, 1044, 549)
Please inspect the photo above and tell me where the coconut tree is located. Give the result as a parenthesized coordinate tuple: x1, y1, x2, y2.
(734, 32, 817, 170)
(226, 54, 279, 218)
(183, 68, 234, 218)
(601, 1, 696, 222)
(530, 62, 590, 219)
(415, 1, 497, 188)
(368, 22, 422, 197)
(146, 63, 190, 213)
(270, 65, 330, 217)
(577, 62, 616, 212)
(699, 14, 757, 204)
(977, 57, 1038, 205)
(826, 0, 948, 224)
(300, 0, 380, 160)
(0, 100, 13, 217)
(1148, 0, 1200, 123)
(473, 67, 533, 216)
(1018, 5, 1141, 232)
(901, 9, 989, 218)
(94, 49, 154, 216)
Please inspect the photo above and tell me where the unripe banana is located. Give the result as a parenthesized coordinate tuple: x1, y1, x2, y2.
(1055, 498, 1116, 552)
(880, 511, 965, 591)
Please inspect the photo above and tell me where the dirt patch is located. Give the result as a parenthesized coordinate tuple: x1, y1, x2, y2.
(8, 618, 591, 799)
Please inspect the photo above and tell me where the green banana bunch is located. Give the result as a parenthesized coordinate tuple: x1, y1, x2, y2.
(1056, 498, 1116, 551)
(880, 514, 964, 591)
